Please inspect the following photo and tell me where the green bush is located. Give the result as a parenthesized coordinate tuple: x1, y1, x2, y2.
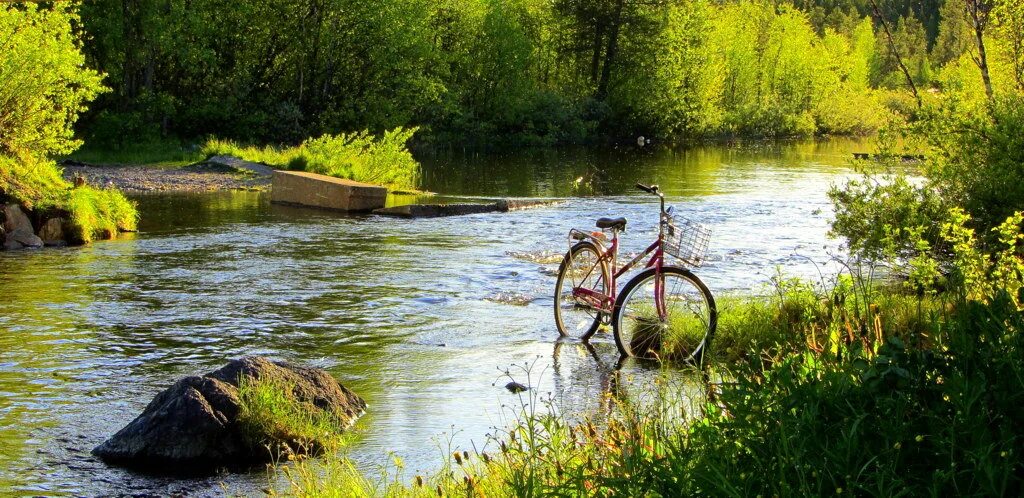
(0, 2, 105, 158)
(200, 128, 420, 190)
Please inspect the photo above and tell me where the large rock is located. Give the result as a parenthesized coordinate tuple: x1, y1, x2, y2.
(37, 217, 66, 247)
(2, 203, 32, 233)
(5, 227, 43, 249)
(271, 170, 386, 212)
(92, 357, 366, 474)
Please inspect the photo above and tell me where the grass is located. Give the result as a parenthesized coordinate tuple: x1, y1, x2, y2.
(200, 127, 420, 191)
(269, 257, 1023, 496)
(236, 375, 350, 457)
(0, 153, 137, 243)
(67, 140, 204, 167)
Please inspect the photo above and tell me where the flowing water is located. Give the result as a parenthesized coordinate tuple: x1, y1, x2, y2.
(0, 140, 866, 496)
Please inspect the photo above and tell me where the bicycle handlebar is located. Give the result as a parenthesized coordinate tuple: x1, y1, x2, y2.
(636, 183, 659, 195)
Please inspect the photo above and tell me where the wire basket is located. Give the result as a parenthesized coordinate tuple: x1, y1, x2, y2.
(663, 215, 710, 267)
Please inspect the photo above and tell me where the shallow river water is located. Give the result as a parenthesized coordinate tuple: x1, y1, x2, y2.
(1, 140, 864, 496)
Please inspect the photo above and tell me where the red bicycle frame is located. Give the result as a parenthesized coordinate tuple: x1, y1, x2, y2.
(571, 225, 668, 319)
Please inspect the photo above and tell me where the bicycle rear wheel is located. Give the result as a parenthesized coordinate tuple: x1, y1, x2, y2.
(611, 266, 716, 363)
(554, 241, 611, 339)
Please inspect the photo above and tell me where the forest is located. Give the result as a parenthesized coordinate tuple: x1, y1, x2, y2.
(66, 0, 1021, 147)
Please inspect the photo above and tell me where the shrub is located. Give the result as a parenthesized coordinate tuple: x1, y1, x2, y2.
(0, 2, 106, 158)
(200, 128, 420, 190)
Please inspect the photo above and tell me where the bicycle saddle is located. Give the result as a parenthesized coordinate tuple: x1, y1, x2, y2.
(596, 217, 627, 230)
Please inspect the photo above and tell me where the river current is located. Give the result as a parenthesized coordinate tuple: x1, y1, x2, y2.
(0, 140, 863, 495)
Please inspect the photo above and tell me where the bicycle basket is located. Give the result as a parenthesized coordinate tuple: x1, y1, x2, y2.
(663, 215, 710, 267)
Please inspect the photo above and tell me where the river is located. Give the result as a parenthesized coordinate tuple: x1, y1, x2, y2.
(0, 140, 864, 496)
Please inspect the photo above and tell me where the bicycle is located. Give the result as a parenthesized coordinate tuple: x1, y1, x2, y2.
(553, 183, 718, 363)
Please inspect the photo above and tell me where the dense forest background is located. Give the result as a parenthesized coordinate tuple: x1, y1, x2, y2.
(74, 0, 1021, 148)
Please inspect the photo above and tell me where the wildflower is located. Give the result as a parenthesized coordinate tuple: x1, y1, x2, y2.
(915, 435, 924, 443)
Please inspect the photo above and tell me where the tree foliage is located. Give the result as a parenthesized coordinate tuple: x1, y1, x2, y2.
(74, 0, 905, 146)
(0, 2, 105, 158)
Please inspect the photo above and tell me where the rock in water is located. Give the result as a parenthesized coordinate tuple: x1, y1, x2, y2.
(505, 381, 529, 393)
(37, 217, 66, 246)
(92, 357, 366, 474)
(4, 227, 43, 249)
(1, 204, 42, 250)
(2, 203, 31, 233)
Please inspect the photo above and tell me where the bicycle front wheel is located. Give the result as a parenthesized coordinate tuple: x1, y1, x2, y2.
(611, 266, 716, 362)
(554, 241, 611, 340)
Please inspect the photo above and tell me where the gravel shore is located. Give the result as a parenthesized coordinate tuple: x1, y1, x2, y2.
(60, 157, 272, 193)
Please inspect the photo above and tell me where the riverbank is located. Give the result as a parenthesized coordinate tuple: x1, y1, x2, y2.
(60, 158, 272, 193)
(276, 272, 1024, 497)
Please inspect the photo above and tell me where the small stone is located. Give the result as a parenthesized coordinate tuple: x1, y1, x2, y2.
(505, 382, 528, 393)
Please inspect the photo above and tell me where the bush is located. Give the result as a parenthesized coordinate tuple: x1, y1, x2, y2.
(0, 2, 105, 158)
(200, 128, 421, 190)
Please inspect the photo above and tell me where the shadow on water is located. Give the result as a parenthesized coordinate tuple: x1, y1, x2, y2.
(0, 139, 865, 495)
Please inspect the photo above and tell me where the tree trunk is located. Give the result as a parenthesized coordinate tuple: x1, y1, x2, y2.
(869, 0, 922, 109)
(596, 0, 624, 99)
(590, 23, 605, 84)
(967, 0, 994, 101)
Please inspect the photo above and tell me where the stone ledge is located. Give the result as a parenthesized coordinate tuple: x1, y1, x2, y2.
(373, 199, 558, 218)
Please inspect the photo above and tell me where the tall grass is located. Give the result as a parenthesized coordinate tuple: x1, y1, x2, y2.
(201, 128, 420, 191)
(0, 153, 137, 243)
(272, 212, 1024, 496)
(67, 140, 203, 167)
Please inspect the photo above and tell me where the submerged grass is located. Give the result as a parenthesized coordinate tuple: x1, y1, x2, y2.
(200, 127, 420, 191)
(0, 153, 137, 242)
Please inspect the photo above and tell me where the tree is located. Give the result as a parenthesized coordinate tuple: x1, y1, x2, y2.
(0, 2, 106, 158)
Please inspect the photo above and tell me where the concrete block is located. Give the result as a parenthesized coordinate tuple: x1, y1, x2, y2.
(271, 171, 386, 212)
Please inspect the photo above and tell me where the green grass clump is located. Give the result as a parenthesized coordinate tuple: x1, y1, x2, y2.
(67, 140, 203, 167)
(65, 185, 138, 243)
(200, 127, 420, 191)
(237, 375, 349, 455)
(1, 153, 137, 243)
